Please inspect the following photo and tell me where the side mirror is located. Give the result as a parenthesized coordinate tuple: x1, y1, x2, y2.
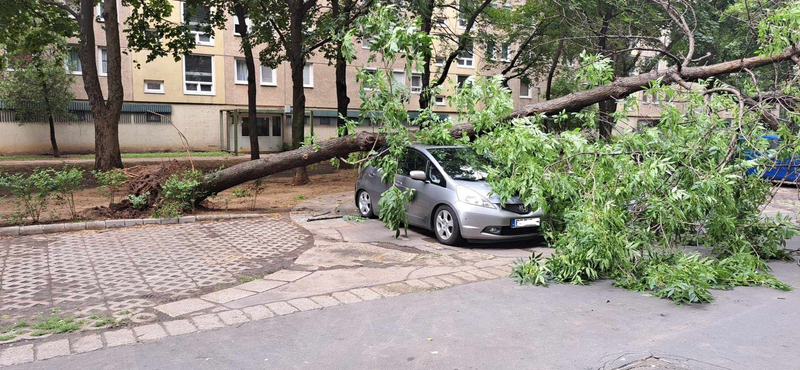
(409, 170, 427, 181)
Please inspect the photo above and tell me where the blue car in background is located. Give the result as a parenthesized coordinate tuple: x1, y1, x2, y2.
(745, 135, 800, 183)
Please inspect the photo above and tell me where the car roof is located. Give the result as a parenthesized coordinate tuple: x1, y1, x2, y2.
(409, 144, 466, 151)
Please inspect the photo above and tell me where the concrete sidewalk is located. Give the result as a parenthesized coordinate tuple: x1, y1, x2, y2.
(6, 261, 797, 370)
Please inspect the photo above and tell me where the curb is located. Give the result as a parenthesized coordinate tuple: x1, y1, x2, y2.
(0, 214, 264, 237)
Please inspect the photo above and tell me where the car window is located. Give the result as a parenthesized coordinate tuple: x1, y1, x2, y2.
(429, 165, 446, 187)
(400, 150, 428, 175)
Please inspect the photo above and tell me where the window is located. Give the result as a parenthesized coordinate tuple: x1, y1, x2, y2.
(411, 73, 422, 94)
(400, 150, 428, 176)
(435, 56, 445, 66)
(98, 47, 108, 76)
(392, 70, 405, 88)
(520, 81, 532, 99)
(144, 80, 164, 94)
(500, 44, 510, 61)
(363, 68, 378, 91)
(429, 164, 445, 187)
(146, 112, 161, 123)
(235, 58, 248, 84)
(434, 96, 445, 106)
(303, 64, 313, 88)
(183, 54, 214, 94)
(183, 3, 213, 46)
(457, 40, 474, 68)
(457, 75, 469, 90)
(242, 117, 270, 136)
(272, 116, 281, 137)
(361, 36, 376, 49)
(233, 16, 251, 36)
(320, 117, 332, 126)
(435, 17, 447, 28)
(65, 46, 81, 74)
(457, 1, 468, 29)
(95, 1, 105, 22)
(486, 40, 495, 61)
(260, 65, 277, 86)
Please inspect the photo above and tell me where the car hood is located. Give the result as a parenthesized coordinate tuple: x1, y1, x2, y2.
(453, 180, 523, 204)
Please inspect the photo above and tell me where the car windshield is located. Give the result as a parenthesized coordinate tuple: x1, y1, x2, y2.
(428, 147, 491, 181)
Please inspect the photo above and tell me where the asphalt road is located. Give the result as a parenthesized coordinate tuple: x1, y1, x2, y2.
(9, 258, 799, 370)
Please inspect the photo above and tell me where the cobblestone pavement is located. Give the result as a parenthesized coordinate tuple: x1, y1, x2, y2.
(0, 217, 311, 323)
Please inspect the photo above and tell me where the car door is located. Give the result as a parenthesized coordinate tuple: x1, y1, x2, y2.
(396, 150, 435, 227)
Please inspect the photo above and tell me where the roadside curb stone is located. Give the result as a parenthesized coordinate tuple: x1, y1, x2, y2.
(191, 314, 226, 331)
(0, 344, 34, 366)
(218, 310, 250, 325)
(287, 298, 323, 311)
(34, 339, 70, 361)
(241, 305, 274, 321)
(0, 226, 19, 236)
(103, 329, 136, 347)
(71, 334, 103, 354)
(133, 324, 168, 342)
(265, 302, 298, 316)
(162, 320, 198, 336)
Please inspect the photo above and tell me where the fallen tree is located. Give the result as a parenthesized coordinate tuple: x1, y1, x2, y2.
(195, 46, 800, 199)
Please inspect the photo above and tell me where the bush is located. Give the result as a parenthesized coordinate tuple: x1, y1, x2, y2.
(53, 168, 85, 220)
(0, 169, 60, 224)
(125, 191, 150, 210)
(93, 169, 127, 206)
(153, 170, 204, 218)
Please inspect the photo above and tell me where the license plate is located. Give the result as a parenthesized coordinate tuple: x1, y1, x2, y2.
(512, 218, 540, 228)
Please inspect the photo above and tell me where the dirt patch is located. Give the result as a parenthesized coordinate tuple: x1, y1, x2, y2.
(0, 163, 359, 226)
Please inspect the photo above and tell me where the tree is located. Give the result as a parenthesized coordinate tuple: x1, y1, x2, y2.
(0, 44, 75, 157)
(232, 1, 262, 160)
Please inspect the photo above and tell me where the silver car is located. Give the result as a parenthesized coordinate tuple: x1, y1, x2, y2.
(354, 144, 544, 245)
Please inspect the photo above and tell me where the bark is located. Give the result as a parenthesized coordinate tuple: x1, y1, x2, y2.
(545, 37, 565, 101)
(417, 0, 434, 110)
(333, 0, 351, 131)
(596, 5, 616, 139)
(289, 0, 310, 185)
(233, 3, 260, 159)
(77, 0, 123, 170)
(48, 115, 60, 158)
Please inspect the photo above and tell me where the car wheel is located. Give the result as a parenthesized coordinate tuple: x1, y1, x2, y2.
(433, 205, 463, 246)
(356, 190, 375, 218)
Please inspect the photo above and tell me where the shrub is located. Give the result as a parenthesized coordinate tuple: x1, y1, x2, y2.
(153, 170, 204, 217)
(52, 168, 85, 220)
(0, 169, 60, 224)
(93, 169, 128, 206)
(125, 191, 150, 210)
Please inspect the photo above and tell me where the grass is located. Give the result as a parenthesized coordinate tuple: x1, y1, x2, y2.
(0, 151, 235, 161)
(91, 317, 116, 327)
(294, 195, 308, 201)
(238, 273, 265, 283)
(30, 316, 86, 334)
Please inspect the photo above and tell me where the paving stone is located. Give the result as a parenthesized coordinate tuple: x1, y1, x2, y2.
(265, 269, 312, 282)
(160, 218, 179, 224)
(106, 220, 126, 228)
(41, 223, 66, 234)
(218, 310, 250, 325)
(0, 226, 19, 236)
(421, 276, 452, 288)
(133, 324, 168, 342)
(71, 334, 103, 353)
(405, 279, 433, 288)
(332, 291, 363, 304)
(191, 314, 226, 331)
(124, 219, 143, 227)
(201, 288, 255, 304)
(19, 225, 44, 235)
(63, 222, 87, 232)
(483, 267, 511, 277)
(142, 218, 161, 225)
(86, 220, 106, 230)
(162, 320, 198, 336)
(438, 274, 466, 285)
(237, 279, 287, 293)
(287, 298, 323, 311)
(104, 329, 136, 347)
(0, 344, 34, 366)
(155, 298, 217, 318)
(196, 215, 218, 221)
(371, 284, 403, 297)
(179, 216, 197, 224)
(452, 271, 480, 282)
(469, 269, 499, 279)
(310, 295, 340, 308)
(35, 339, 70, 360)
(265, 301, 298, 315)
(350, 288, 382, 301)
(242, 305, 275, 321)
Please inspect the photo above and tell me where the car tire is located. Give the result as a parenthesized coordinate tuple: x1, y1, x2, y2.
(433, 205, 463, 246)
(356, 190, 375, 218)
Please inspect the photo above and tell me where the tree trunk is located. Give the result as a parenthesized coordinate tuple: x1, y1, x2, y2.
(48, 115, 60, 158)
(234, 3, 260, 160)
(333, 0, 351, 131)
(545, 37, 565, 101)
(78, 0, 123, 170)
(417, 0, 434, 110)
(193, 47, 800, 200)
(289, 0, 310, 185)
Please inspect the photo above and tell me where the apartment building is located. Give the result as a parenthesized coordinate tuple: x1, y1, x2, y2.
(0, 0, 551, 155)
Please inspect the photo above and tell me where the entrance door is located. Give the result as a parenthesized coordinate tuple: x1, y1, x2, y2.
(236, 115, 284, 153)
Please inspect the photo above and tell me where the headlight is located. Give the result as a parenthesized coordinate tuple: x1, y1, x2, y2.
(457, 186, 497, 209)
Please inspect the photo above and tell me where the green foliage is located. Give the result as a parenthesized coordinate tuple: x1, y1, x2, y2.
(247, 178, 266, 210)
(93, 169, 128, 206)
(378, 187, 414, 238)
(154, 170, 204, 217)
(52, 168, 85, 220)
(125, 191, 151, 210)
(0, 169, 61, 224)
